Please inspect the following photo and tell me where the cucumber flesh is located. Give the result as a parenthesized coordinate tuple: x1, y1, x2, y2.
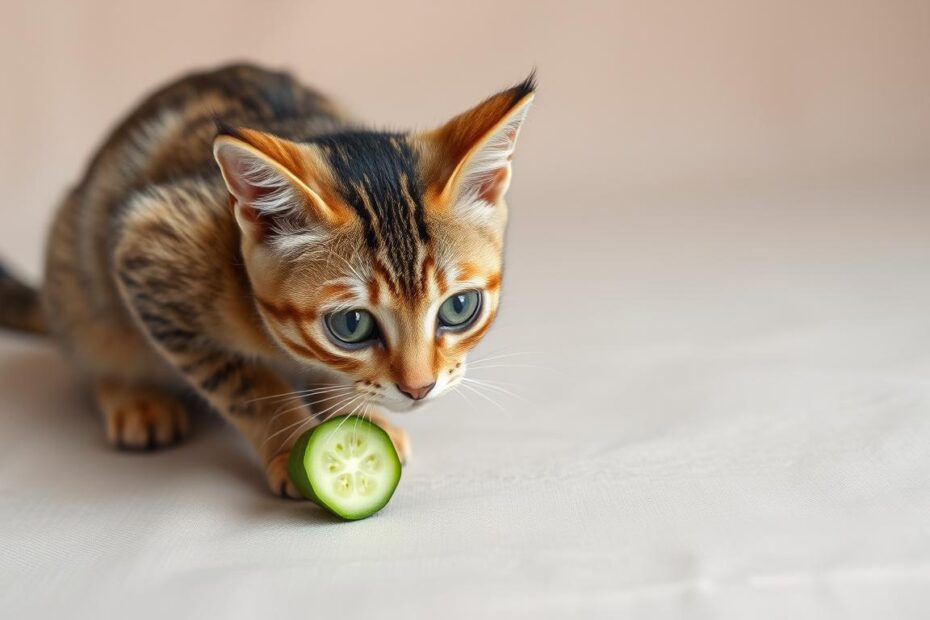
(288, 415, 401, 520)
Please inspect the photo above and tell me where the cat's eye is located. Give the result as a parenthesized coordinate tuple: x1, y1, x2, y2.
(438, 290, 481, 329)
(325, 309, 377, 345)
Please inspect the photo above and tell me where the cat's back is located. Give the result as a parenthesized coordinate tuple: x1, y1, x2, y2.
(82, 63, 350, 194)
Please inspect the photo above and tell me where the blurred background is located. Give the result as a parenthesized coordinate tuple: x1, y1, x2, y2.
(2, 1, 930, 617)
(1, 0, 928, 351)
(2, 0, 928, 266)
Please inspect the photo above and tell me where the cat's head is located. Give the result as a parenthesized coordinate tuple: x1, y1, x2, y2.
(213, 76, 534, 411)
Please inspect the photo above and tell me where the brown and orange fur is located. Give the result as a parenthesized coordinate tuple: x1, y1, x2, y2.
(0, 64, 534, 497)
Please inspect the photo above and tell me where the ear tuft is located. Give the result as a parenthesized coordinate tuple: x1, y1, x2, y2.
(510, 70, 537, 104)
(426, 75, 536, 220)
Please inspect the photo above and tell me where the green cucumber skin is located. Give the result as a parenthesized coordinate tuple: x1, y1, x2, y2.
(287, 429, 320, 503)
(287, 416, 402, 521)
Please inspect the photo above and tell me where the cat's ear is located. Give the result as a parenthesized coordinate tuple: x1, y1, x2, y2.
(213, 127, 346, 242)
(423, 73, 535, 216)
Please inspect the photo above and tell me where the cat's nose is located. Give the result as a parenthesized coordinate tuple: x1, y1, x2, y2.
(396, 381, 435, 401)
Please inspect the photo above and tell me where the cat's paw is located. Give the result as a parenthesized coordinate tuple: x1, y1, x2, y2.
(265, 452, 303, 500)
(369, 413, 411, 465)
(96, 383, 189, 450)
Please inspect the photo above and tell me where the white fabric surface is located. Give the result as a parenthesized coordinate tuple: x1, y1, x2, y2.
(2, 178, 930, 618)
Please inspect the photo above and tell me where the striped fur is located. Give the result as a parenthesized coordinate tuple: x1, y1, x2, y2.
(1, 63, 534, 497)
(313, 132, 430, 296)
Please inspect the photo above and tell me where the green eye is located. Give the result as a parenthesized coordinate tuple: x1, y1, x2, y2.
(438, 290, 481, 328)
(325, 309, 376, 344)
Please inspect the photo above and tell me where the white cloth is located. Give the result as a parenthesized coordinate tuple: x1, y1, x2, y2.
(2, 180, 929, 618)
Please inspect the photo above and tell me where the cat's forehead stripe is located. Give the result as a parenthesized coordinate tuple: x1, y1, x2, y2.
(313, 131, 430, 297)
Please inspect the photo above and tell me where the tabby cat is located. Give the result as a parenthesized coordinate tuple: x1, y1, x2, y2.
(0, 64, 534, 497)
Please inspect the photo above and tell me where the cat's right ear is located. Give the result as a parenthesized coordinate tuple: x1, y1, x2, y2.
(420, 73, 535, 219)
(213, 127, 347, 242)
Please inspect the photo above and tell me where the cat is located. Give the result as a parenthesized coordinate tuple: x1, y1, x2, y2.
(0, 63, 534, 497)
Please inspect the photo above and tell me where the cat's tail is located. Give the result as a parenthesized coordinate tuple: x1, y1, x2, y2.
(0, 260, 47, 335)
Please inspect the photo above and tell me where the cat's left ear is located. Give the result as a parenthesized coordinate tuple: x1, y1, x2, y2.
(422, 73, 535, 215)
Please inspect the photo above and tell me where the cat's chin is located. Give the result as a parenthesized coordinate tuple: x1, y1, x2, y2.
(379, 398, 429, 414)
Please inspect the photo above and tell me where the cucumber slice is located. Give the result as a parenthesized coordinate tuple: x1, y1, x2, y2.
(288, 415, 402, 520)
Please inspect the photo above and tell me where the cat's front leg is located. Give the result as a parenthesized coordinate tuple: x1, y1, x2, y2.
(163, 348, 317, 498)
(175, 349, 323, 498)
(115, 273, 313, 496)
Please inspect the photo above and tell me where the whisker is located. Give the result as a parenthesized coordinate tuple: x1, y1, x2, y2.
(272, 392, 364, 452)
(461, 376, 521, 387)
(353, 402, 363, 436)
(322, 401, 366, 446)
(467, 363, 552, 371)
(276, 418, 318, 457)
(449, 382, 477, 410)
(245, 384, 354, 404)
(308, 392, 364, 425)
(262, 390, 358, 445)
(279, 394, 363, 455)
(458, 381, 510, 416)
(265, 388, 359, 427)
(467, 351, 541, 365)
(265, 385, 356, 403)
(262, 414, 316, 450)
(330, 250, 368, 283)
(461, 377, 529, 402)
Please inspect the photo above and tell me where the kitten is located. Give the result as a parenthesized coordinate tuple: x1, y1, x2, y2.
(0, 64, 534, 497)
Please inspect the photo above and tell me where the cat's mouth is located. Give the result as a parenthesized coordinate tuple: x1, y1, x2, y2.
(378, 397, 425, 413)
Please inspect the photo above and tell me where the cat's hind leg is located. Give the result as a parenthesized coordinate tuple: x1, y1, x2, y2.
(43, 187, 191, 451)
(94, 379, 190, 450)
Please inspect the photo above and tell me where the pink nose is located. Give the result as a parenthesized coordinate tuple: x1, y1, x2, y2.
(396, 382, 435, 401)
